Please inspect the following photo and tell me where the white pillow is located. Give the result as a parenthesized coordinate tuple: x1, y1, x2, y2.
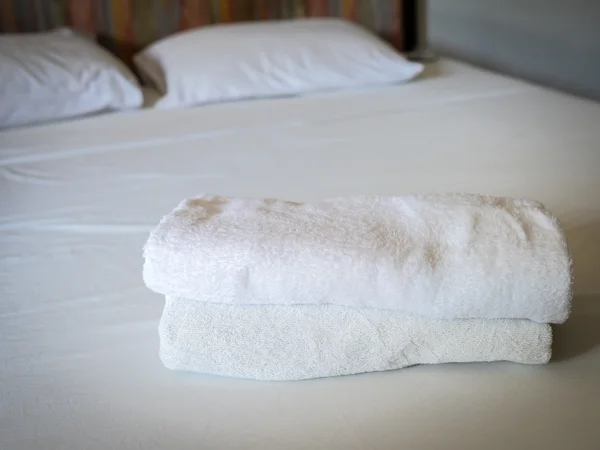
(0, 28, 143, 129)
(134, 18, 424, 109)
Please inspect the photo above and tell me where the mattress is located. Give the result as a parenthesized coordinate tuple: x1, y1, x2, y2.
(1, 59, 599, 449)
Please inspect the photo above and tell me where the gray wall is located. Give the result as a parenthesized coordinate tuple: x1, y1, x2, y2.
(426, 0, 600, 101)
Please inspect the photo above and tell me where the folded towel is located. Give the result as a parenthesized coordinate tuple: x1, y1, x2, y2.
(159, 297, 553, 381)
(144, 194, 571, 323)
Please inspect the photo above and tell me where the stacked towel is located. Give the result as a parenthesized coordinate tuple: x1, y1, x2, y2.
(160, 298, 552, 381)
(143, 194, 572, 381)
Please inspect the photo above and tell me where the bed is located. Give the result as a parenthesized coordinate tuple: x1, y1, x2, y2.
(2, 3, 600, 450)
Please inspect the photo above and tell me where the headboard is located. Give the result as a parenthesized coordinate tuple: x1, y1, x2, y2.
(0, 0, 419, 66)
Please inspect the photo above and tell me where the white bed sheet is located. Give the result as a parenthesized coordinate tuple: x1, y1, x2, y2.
(1, 59, 600, 450)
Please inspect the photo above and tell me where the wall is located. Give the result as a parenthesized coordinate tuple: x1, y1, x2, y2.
(427, 0, 600, 101)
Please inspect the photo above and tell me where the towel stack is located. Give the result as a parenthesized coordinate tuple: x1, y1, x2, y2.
(143, 194, 572, 381)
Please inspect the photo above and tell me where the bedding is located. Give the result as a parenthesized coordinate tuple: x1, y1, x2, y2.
(0, 28, 143, 129)
(1, 59, 600, 449)
(134, 18, 423, 109)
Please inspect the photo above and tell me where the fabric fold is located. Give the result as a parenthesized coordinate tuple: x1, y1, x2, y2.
(159, 296, 553, 381)
(144, 194, 572, 323)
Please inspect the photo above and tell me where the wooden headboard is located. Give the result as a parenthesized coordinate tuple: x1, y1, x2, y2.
(0, 0, 419, 65)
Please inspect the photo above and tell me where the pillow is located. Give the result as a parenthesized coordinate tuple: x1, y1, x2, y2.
(0, 28, 143, 129)
(134, 18, 424, 109)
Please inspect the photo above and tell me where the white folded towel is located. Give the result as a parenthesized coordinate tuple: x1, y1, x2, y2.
(144, 194, 572, 323)
(159, 297, 553, 381)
